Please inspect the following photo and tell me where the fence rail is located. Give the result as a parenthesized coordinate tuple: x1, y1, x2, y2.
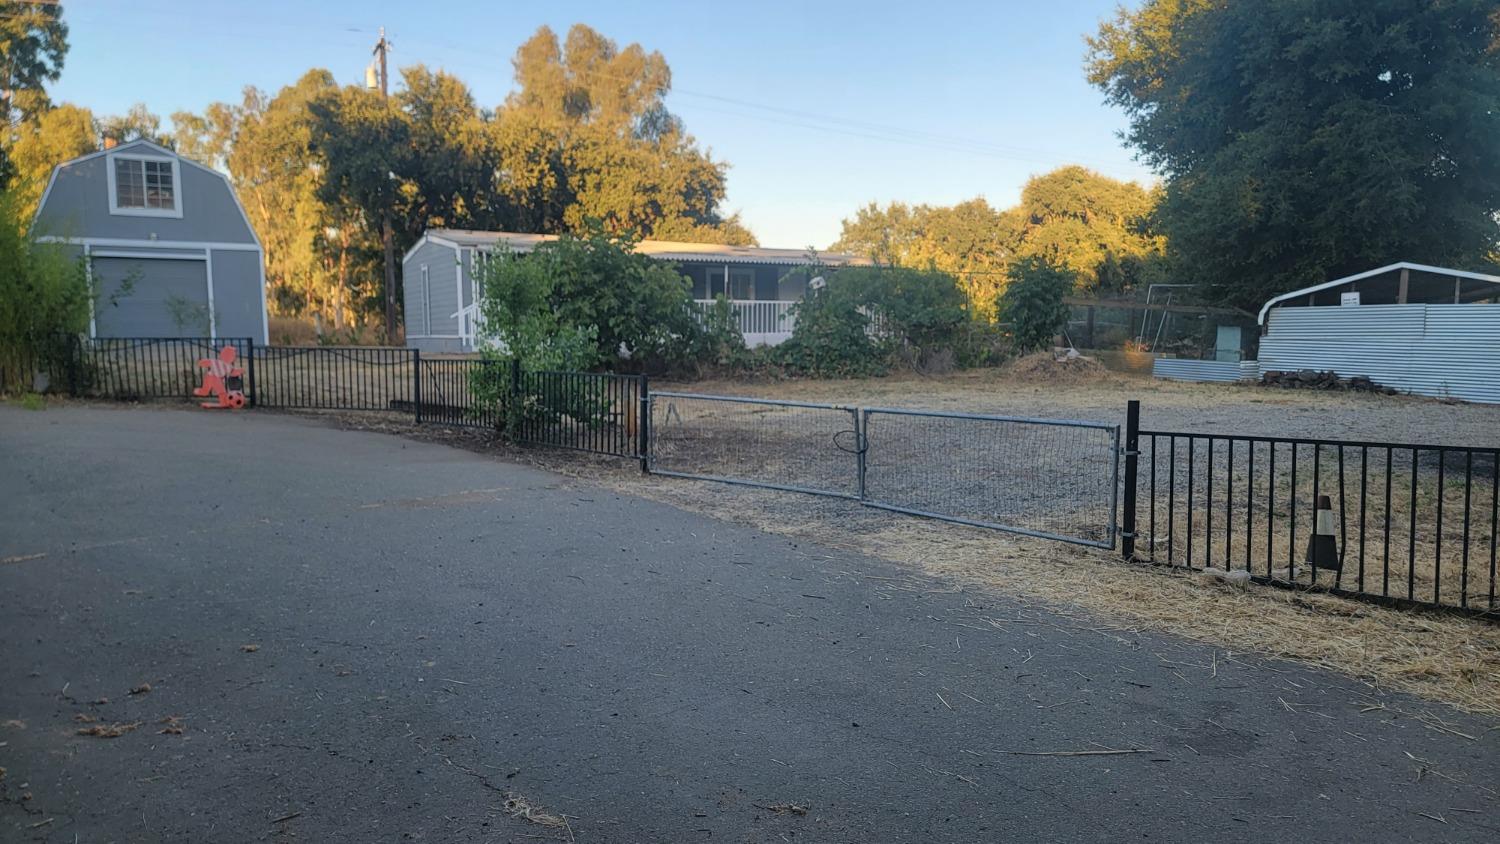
(255, 345, 414, 411)
(59, 337, 257, 402)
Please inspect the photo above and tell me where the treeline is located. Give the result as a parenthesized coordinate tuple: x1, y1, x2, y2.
(831, 165, 1165, 316)
(4, 21, 753, 339)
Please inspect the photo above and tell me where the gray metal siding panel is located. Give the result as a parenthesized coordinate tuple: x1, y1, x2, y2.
(1260, 304, 1500, 403)
(1152, 358, 1249, 383)
(92, 255, 210, 337)
(209, 249, 264, 340)
(35, 155, 257, 244)
(401, 240, 459, 341)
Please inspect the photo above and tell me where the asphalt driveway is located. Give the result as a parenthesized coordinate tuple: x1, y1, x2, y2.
(0, 404, 1496, 842)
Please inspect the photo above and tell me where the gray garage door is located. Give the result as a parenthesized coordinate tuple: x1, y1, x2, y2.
(92, 255, 211, 338)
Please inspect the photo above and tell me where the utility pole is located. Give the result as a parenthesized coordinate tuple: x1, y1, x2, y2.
(374, 27, 389, 96)
(371, 27, 399, 344)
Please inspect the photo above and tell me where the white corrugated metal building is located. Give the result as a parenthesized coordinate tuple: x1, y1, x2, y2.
(1256, 262, 1500, 404)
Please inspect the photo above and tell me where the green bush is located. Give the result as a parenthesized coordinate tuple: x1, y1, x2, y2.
(771, 265, 967, 377)
(472, 244, 602, 433)
(529, 227, 706, 372)
(773, 274, 885, 377)
(0, 191, 91, 394)
(996, 257, 1074, 353)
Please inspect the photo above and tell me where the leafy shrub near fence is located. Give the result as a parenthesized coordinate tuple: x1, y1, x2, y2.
(0, 192, 91, 393)
(767, 265, 969, 377)
(996, 257, 1075, 353)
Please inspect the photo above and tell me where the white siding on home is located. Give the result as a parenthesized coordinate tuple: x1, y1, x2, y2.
(1259, 304, 1500, 403)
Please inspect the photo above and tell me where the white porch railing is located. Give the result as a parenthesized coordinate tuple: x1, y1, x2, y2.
(453, 302, 483, 350)
(694, 299, 796, 344)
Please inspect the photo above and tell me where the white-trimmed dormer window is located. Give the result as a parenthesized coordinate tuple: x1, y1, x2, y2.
(107, 152, 183, 218)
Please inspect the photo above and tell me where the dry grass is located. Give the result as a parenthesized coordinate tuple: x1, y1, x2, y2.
(75, 720, 141, 738)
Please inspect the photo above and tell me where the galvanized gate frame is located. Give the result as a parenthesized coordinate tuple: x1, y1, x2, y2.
(859, 406, 1121, 548)
(647, 391, 863, 499)
(646, 391, 1122, 548)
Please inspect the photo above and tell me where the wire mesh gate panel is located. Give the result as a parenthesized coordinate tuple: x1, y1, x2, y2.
(861, 409, 1120, 547)
(648, 392, 862, 498)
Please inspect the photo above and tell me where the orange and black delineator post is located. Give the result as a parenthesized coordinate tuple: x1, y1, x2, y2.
(1305, 494, 1340, 572)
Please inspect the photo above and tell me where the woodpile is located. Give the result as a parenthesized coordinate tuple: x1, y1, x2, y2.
(1260, 369, 1397, 394)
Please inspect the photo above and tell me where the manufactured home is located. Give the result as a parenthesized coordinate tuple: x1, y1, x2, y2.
(33, 139, 268, 343)
(401, 229, 867, 354)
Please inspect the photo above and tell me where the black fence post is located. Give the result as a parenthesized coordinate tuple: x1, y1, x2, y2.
(509, 358, 522, 437)
(1121, 399, 1140, 559)
(67, 334, 83, 396)
(638, 374, 650, 474)
(245, 337, 257, 407)
(412, 348, 422, 424)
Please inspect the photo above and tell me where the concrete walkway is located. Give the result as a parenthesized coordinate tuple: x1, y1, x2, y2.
(1, 405, 1496, 842)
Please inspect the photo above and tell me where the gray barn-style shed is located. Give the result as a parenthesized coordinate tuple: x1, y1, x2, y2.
(33, 139, 268, 342)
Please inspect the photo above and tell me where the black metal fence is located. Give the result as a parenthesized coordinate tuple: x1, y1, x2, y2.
(515, 369, 646, 459)
(415, 357, 506, 428)
(8, 337, 257, 402)
(256, 345, 414, 411)
(7, 336, 644, 461)
(1123, 402, 1499, 617)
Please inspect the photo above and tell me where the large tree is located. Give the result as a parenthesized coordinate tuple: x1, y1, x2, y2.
(307, 84, 413, 339)
(0, 0, 69, 185)
(832, 198, 1010, 313)
(7, 102, 94, 227)
(1088, 0, 1500, 310)
(832, 167, 1162, 314)
(1000, 165, 1164, 293)
(500, 24, 754, 245)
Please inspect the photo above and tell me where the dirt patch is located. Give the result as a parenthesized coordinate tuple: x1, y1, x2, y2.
(1006, 350, 1111, 383)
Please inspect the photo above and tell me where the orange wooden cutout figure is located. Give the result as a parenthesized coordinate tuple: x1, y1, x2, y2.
(195, 345, 247, 409)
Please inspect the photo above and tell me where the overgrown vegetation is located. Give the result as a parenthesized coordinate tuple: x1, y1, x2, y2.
(771, 266, 970, 377)
(0, 191, 89, 393)
(996, 257, 1074, 353)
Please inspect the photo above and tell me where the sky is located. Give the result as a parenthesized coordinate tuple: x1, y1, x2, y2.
(53, 0, 1154, 249)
